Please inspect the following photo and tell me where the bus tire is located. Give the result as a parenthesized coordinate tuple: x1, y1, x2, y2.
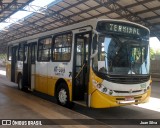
(56, 82, 74, 108)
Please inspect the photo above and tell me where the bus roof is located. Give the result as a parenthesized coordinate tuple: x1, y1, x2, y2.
(8, 18, 149, 45)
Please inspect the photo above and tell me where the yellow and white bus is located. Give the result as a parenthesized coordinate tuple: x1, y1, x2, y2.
(6, 19, 151, 108)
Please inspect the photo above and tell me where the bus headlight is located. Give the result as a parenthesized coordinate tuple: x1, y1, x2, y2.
(92, 80, 104, 90)
(97, 83, 102, 89)
(92, 80, 112, 95)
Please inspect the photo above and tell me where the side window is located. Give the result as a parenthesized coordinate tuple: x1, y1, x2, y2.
(53, 33, 72, 61)
(7, 45, 12, 61)
(31, 43, 37, 64)
(38, 37, 52, 61)
(18, 43, 24, 61)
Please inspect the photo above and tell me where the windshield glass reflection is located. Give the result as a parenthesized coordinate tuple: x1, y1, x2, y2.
(93, 35, 150, 75)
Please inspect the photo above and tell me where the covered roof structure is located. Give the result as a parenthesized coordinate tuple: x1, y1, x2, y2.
(0, 0, 160, 49)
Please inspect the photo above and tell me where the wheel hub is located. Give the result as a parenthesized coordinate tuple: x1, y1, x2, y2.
(58, 89, 67, 104)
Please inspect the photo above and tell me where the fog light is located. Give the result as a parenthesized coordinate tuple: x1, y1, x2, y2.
(103, 88, 107, 92)
(109, 90, 113, 95)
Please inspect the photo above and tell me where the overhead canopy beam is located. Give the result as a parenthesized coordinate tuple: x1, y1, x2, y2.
(0, 0, 34, 22)
(0, 0, 160, 43)
(95, 0, 160, 40)
(0, 0, 88, 42)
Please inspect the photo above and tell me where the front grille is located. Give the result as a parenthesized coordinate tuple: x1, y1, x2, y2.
(94, 71, 150, 84)
(106, 75, 150, 84)
(114, 90, 142, 93)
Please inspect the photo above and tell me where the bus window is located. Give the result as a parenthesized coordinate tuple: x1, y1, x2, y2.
(31, 44, 37, 64)
(7, 45, 12, 61)
(38, 37, 52, 61)
(18, 43, 24, 61)
(53, 33, 72, 61)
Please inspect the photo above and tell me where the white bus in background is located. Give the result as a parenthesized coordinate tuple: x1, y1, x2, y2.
(6, 19, 151, 108)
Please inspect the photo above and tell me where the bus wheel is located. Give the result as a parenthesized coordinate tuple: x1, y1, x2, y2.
(56, 83, 74, 108)
(17, 75, 23, 90)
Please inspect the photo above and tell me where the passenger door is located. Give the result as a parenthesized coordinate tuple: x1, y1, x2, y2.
(11, 46, 18, 82)
(22, 42, 37, 89)
(73, 32, 91, 102)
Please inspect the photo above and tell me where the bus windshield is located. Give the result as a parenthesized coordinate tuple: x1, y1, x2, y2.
(93, 34, 150, 75)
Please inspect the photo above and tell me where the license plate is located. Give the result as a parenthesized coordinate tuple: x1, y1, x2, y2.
(125, 96, 134, 101)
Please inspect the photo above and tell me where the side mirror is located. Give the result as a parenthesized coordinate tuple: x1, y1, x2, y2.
(91, 33, 98, 59)
(92, 34, 97, 50)
(90, 29, 105, 59)
(90, 49, 98, 59)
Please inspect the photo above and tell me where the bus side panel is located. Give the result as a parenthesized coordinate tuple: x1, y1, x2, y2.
(35, 74, 40, 91)
(35, 61, 73, 99)
(40, 75, 48, 93)
(35, 62, 48, 94)
(47, 62, 55, 96)
(47, 77, 72, 97)
(48, 62, 73, 100)
(47, 76, 55, 96)
(31, 64, 36, 91)
(35, 74, 48, 93)
(6, 62, 11, 81)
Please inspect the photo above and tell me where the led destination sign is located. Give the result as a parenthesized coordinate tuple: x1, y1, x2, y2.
(109, 24, 140, 35)
(97, 21, 149, 37)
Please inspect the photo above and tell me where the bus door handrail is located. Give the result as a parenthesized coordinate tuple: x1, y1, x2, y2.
(75, 63, 86, 79)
